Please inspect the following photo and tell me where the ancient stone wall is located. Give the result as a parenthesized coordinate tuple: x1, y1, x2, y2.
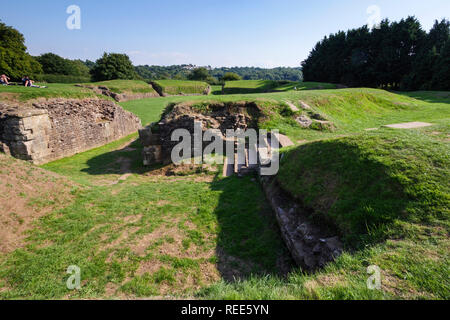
(0, 98, 142, 164)
(139, 102, 262, 165)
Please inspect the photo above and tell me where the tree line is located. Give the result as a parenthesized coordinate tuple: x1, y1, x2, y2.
(0, 21, 302, 84)
(135, 65, 303, 82)
(301, 17, 450, 90)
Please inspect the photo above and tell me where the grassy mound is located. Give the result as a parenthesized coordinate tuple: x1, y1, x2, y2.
(199, 127, 449, 300)
(121, 88, 449, 135)
(86, 80, 158, 95)
(151, 80, 210, 96)
(223, 80, 338, 94)
(0, 153, 74, 254)
(278, 129, 450, 246)
(0, 83, 100, 102)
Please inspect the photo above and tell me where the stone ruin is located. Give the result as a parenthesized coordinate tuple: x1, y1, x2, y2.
(76, 84, 160, 102)
(138, 100, 343, 270)
(139, 101, 262, 166)
(0, 98, 142, 164)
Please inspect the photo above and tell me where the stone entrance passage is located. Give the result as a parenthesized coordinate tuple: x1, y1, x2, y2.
(138, 101, 295, 177)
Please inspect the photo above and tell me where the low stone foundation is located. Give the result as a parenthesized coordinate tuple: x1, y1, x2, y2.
(139, 101, 262, 165)
(260, 175, 343, 270)
(76, 85, 160, 102)
(0, 98, 142, 164)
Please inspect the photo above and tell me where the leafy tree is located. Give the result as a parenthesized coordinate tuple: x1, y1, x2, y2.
(134, 65, 303, 81)
(188, 67, 210, 81)
(36, 53, 90, 77)
(83, 60, 96, 69)
(431, 40, 450, 90)
(90, 53, 137, 81)
(0, 21, 42, 80)
(222, 72, 241, 81)
(302, 16, 448, 91)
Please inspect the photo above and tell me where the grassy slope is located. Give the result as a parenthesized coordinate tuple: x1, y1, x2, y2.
(86, 80, 158, 95)
(121, 88, 449, 134)
(279, 129, 449, 245)
(198, 93, 450, 300)
(0, 80, 160, 103)
(203, 127, 449, 300)
(0, 83, 101, 102)
(223, 80, 338, 94)
(152, 80, 209, 95)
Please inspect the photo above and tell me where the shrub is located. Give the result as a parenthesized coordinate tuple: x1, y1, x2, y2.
(90, 53, 138, 82)
(33, 74, 91, 83)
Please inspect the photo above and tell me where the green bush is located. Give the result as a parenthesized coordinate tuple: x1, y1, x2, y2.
(90, 53, 138, 82)
(33, 74, 91, 83)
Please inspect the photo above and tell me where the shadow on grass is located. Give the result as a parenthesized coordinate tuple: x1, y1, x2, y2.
(80, 138, 164, 176)
(209, 174, 293, 282)
(395, 91, 450, 104)
(222, 87, 277, 95)
(277, 135, 433, 248)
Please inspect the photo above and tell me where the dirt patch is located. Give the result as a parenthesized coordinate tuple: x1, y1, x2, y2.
(0, 92, 20, 103)
(303, 274, 347, 296)
(384, 122, 433, 129)
(145, 164, 217, 179)
(0, 153, 75, 253)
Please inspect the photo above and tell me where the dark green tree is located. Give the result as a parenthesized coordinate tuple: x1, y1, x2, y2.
(0, 21, 42, 80)
(222, 72, 242, 81)
(90, 53, 137, 81)
(301, 16, 447, 91)
(188, 67, 210, 81)
(36, 53, 90, 76)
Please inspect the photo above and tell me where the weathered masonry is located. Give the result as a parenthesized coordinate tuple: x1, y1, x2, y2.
(0, 98, 141, 164)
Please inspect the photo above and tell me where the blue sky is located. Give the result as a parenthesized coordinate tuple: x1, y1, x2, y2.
(1, 0, 449, 67)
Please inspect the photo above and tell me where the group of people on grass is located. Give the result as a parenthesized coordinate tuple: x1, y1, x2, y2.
(1, 74, 41, 87)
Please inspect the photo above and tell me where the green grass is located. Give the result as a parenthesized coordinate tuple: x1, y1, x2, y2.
(0, 80, 159, 103)
(273, 81, 338, 91)
(0, 83, 102, 102)
(199, 127, 450, 300)
(85, 80, 158, 95)
(152, 80, 210, 96)
(0, 131, 288, 299)
(0, 84, 449, 300)
(120, 88, 450, 137)
(278, 129, 450, 245)
(222, 80, 338, 94)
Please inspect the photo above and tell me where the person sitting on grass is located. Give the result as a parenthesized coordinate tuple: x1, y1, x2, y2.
(22, 75, 33, 87)
(0, 74, 10, 85)
(21, 76, 47, 88)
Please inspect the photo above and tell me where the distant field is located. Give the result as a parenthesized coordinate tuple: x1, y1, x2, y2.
(222, 80, 338, 94)
(151, 80, 210, 96)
